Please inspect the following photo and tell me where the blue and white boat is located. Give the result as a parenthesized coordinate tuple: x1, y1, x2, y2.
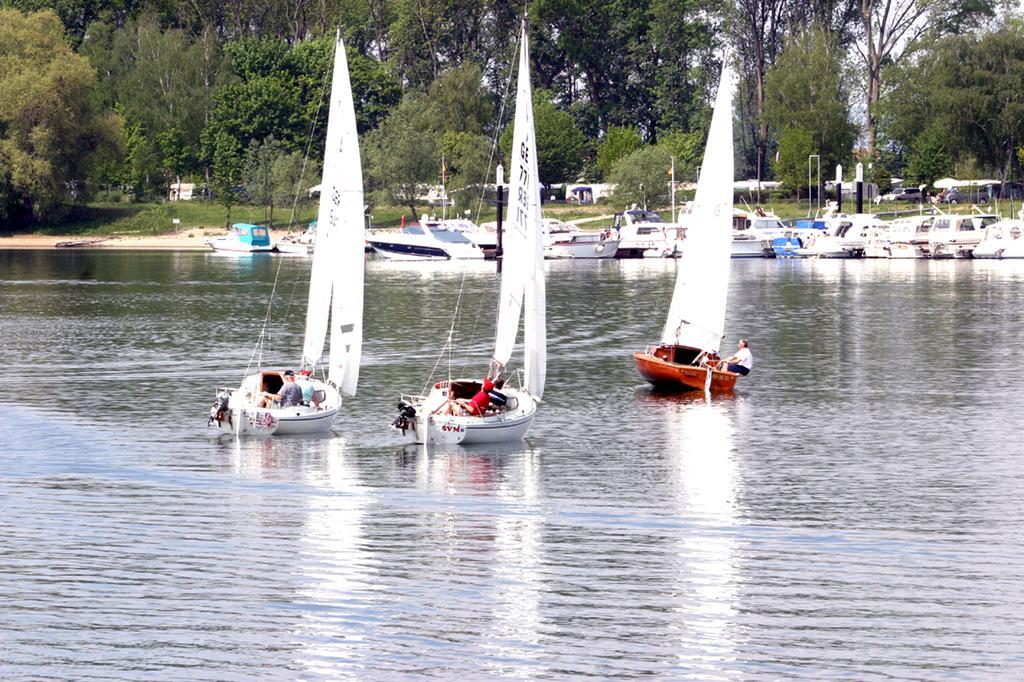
(366, 224, 485, 260)
(206, 223, 275, 253)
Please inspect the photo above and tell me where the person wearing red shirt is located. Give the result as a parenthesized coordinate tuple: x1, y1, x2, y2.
(460, 377, 494, 415)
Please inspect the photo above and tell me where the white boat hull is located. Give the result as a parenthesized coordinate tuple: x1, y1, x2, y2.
(394, 384, 538, 445)
(206, 237, 275, 253)
(1001, 241, 1024, 258)
(544, 237, 619, 259)
(889, 243, 926, 259)
(211, 373, 341, 436)
(731, 237, 766, 258)
(275, 240, 313, 255)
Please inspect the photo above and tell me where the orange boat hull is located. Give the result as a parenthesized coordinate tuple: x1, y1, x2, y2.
(633, 349, 738, 393)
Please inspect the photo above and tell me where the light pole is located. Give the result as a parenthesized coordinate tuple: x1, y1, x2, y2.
(835, 164, 843, 213)
(855, 162, 864, 214)
(495, 164, 504, 273)
(807, 154, 820, 217)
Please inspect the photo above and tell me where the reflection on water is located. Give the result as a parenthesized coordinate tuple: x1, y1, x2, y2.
(3, 251, 1024, 678)
(664, 395, 740, 671)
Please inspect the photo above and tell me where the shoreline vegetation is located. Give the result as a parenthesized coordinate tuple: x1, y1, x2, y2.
(3, 197, 1022, 251)
(4, 6, 1023, 242)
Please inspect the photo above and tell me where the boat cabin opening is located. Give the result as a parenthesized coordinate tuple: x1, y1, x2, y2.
(260, 371, 285, 395)
(654, 344, 706, 366)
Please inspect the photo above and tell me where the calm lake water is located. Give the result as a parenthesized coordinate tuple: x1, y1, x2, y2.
(2, 250, 1024, 679)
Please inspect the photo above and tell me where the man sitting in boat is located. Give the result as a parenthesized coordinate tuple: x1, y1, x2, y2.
(454, 377, 495, 415)
(297, 368, 323, 408)
(717, 339, 753, 375)
(259, 369, 303, 408)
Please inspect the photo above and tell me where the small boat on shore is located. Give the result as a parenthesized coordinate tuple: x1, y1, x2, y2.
(633, 61, 740, 393)
(275, 222, 316, 255)
(206, 223, 275, 253)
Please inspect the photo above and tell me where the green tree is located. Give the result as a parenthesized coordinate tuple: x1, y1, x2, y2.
(363, 92, 439, 216)
(608, 144, 673, 209)
(656, 129, 704, 181)
(242, 137, 285, 225)
(904, 124, 953, 189)
(772, 126, 815, 197)
(210, 131, 242, 223)
(500, 88, 589, 185)
(596, 126, 643, 180)
(858, 0, 999, 156)
(441, 130, 493, 208)
(933, 24, 1024, 182)
(80, 11, 224, 196)
(764, 28, 856, 186)
(0, 8, 121, 224)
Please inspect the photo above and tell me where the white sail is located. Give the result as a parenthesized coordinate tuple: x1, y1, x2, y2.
(493, 24, 539, 378)
(303, 31, 364, 397)
(660, 62, 735, 352)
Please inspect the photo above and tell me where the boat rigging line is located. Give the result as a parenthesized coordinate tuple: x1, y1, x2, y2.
(242, 33, 334, 383)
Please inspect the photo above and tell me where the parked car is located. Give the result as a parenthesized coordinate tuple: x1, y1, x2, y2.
(940, 188, 967, 204)
(894, 187, 924, 202)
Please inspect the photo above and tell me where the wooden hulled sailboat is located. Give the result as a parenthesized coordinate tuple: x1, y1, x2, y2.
(209, 31, 364, 435)
(392, 21, 545, 445)
(633, 62, 739, 393)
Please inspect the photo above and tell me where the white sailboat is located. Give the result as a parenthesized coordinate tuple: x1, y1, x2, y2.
(209, 31, 364, 436)
(392, 21, 545, 445)
(633, 61, 741, 392)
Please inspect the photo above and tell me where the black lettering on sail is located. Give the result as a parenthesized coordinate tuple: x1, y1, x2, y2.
(332, 188, 341, 206)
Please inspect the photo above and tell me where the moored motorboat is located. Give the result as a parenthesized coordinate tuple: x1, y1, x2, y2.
(731, 209, 785, 257)
(973, 218, 1023, 258)
(367, 224, 485, 260)
(633, 60, 741, 393)
(614, 208, 677, 257)
(427, 217, 498, 255)
(544, 231, 619, 258)
(887, 215, 933, 259)
(925, 212, 998, 258)
(795, 213, 884, 258)
(206, 223, 275, 253)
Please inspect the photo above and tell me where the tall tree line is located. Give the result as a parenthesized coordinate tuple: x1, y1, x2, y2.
(0, 0, 1019, 226)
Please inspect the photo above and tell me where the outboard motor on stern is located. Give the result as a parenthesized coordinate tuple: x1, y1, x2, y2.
(392, 400, 417, 432)
(208, 390, 231, 427)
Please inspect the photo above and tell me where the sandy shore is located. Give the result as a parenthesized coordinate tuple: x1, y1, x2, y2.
(0, 228, 295, 251)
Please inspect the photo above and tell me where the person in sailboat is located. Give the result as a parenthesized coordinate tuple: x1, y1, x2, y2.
(259, 369, 303, 408)
(717, 339, 753, 376)
(297, 368, 323, 408)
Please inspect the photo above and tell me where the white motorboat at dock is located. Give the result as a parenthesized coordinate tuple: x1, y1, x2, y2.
(367, 224, 485, 260)
(794, 213, 884, 258)
(972, 218, 1023, 258)
(614, 208, 679, 257)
